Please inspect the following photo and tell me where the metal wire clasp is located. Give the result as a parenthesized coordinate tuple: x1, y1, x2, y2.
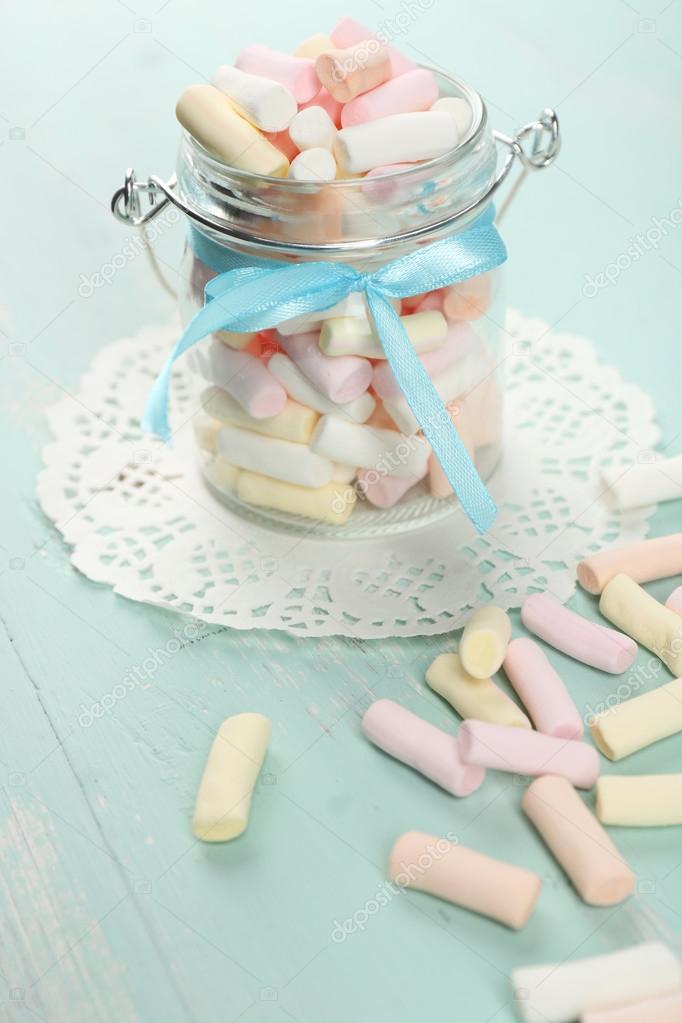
(110, 167, 176, 227)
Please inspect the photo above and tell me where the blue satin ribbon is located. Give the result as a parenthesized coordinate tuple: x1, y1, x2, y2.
(143, 210, 506, 533)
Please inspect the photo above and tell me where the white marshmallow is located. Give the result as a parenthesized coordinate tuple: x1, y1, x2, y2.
(334, 111, 459, 174)
(384, 348, 492, 434)
(601, 453, 682, 511)
(211, 64, 297, 133)
(310, 416, 430, 479)
(331, 463, 357, 483)
(431, 96, 472, 138)
(319, 310, 447, 359)
(218, 424, 333, 487)
(189, 339, 286, 419)
(289, 147, 337, 181)
(268, 353, 375, 423)
(289, 105, 337, 151)
(277, 292, 368, 336)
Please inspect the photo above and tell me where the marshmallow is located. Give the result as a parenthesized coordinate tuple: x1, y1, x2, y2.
(521, 592, 637, 674)
(512, 942, 682, 1023)
(193, 413, 221, 454)
(278, 332, 372, 402)
(582, 991, 682, 1023)
(334, 111, 459, 174)
(601, 454, 682, 511)
(311, 416, 430, 479)
(319, 309, 447, 359)
(362, 699, 485, 797)
(362, 162, 417, 203)
(522, 775, 634, 907)
(330, 17, 416, 76)
(238, 470, 355, 524)
(268, 353, 375, 423)
(590, 677, 682, 761)
(331, 463, 357, 484)
(443, 271, 493, 321)
(176, 85, 289, 177)
(277, 291, 368, 336)
(294, 34, 334, 60)
(427, 402, 476, 497)
(426, 653, 531, 729)
(288, 105, 337, 150)
(210, 64, 297, 132)
(299, 86, 343, 126)
(599, 574, 682, 676)
(289, 147, 337, 181)
(389, 831, 541, 930)
(235, 44, 319, 103)
(218, 424, 333, 487)
(596, 774, 682, 827)
(203, 455, 240, 492)
(341, 68, 439, 128)
(459, 606, 511, 678)
(431, 96, 473, 138)
(503, 637, 584, 739)
(190, 339, 287, 419)
(578, 534, 682, 594)
(357, 465, 426, 508)
(372, 323, 478, 399)
(382, 347, 492, 434)
(315, 43, 391, 103)
(201, 385, 318, 443)
(458, 720, 599, 788)
(215, 328, 259, 350)
(667, 586, 682, 615)
(192, 713, 271, 841)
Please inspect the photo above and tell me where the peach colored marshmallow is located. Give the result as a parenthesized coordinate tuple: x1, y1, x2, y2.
(582, 990, 682, 1023)
(330, 16, 416, 76)
(341, 68, 439, 127)
(578, 534, 682, 594)
(315, 43, 391, 103)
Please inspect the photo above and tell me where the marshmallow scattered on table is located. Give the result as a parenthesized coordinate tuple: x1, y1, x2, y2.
(599, 573, 682, 676)
(389, 831, 541, 930)
(267, 353, 375, 423)
(458, 720, 599, 788)
(192, 713, 271, 842)
(210, 64, 297, 132)
(601, 454, 682, 511)
(577, 534, 682, 594)
(334, 111, 459, 174)
(521, 592, 637, 674)
(315, 42, 391, 103)
(362, 699, 485, 797)
(511, 942, 682, 1023)
(596, 774, 682, 827)
(329, 16, 416, 76)
(581, 990, 682, 1023)
(202, 385, 318, 443)
(219, 423, 333, 487)
(289, 147, 337, 181)
(319, 309, 447, 359)
(522, 775, 634, 906)
(288, 105, 337, 150)
(340, 68, 439, 127)
(190, 338, 287, 419)
(238, 470, 356, 524)
(667, 586, 682, 615)
(278, 331, 372, 402)
(311, 416, 430, 479)
(459, 606, 511, 678)
(235, 44, 319, 103)
(504, 637, 584, 739)
(590, 677, 682, 761)
(426, 652, 531, 729)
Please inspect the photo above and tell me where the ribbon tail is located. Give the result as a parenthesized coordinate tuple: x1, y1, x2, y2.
(365, 290, 497, 534)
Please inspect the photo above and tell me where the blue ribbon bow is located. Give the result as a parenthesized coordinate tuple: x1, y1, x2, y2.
(143, 210, 506, 533)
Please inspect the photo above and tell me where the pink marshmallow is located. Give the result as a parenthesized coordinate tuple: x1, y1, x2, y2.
(666, 585, 682, 615)
(263, 128, 299, 161)
(298, 86, 343, 126)
(362, 163, 418, 203)
(191, 339, 287, 419)
(362, 699, 485, 797)
(504, 637, 584, 739)
(341, 68, 439, 127)
(235, 45, 319, 103)
(330, 17, 416, 76)
(458, 719, 600, 789)
(277, 331, 372, 403)
(357, 462, 427, 508)
(372, 322, 479, 399)
(521, 592, 638, 675)
(414, 290, 444, 313)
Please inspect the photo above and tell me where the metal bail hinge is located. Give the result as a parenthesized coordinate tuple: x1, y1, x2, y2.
(110, 168, 176, 226)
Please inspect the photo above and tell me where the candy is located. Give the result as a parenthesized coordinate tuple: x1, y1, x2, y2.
(331, 463, 357, 484)
(356, 464, 426, 508)
(289, 147, 337, 181)
(578, 534, 682, 594)
(334, 111, 459, 174)
(459, 606, 511, 678)
(382, 347, 492, 434)
(192, 713, 271, 841)
(210, 64, 297, 132)
(235, 44, 319, 103)
(315, 43, 391, 103)
(362, 699, 485, 796)
(329, 17, 416, 76)
(298, 86, 343, 126)
(278, 331, 372, 402)
(601, 454, 682, 511)
(512, 942, 682, 1023)
(427, 401, 476, 497)
(590, 677, 682, 760)
(268, 353, 375, 423)
(582, 991, 682, 1023)
(341, 68, 439, 128)
(443, 271, 493, 321)
(311, 416, 431, 479)
(288, 105, 337, 150)
(426, 652, 531, 729)
(218, 424, 333, 487)
(238, 470, 356, 524)
(203, 455, 240, 492)
(263, 127, 300, 161)
(215, 328, 259, 350)
(431, 95, 472, 137)
(193, 413, 221, 453)
(596, 773, 682, 826)
(522, 775, 634, 906)
(277, 292, 368, 336)
(667, 585, 682, 615)
(190, 339, 287, 419)
(599, 574, 682, 676)
(319, 309, 447, 359)
(176, 85, 289, 177)
(362, 162, 417, 202)
(503, 637, 584, 739)
(294, 34, 334, 60)
(521, 592, 637, 674)
(458, 720, 599, 788)
(388, 831, 541, 930)
(201, 385, 318, 443)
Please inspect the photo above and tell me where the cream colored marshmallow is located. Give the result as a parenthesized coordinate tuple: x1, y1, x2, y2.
(425, 652, 531, 729)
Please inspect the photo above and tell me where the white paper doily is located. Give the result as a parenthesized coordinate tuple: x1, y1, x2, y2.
(37, 311, 660, 637)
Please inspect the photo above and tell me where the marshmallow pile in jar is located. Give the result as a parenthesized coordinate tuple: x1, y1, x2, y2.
(177, 16, 505, 536)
